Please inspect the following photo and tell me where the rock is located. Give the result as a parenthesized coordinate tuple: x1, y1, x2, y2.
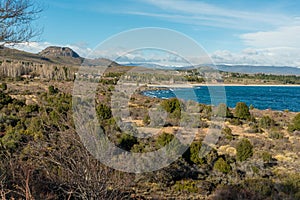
(39, 46, 80, 58)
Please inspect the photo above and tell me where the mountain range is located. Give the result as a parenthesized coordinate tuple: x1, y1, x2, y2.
(1, 46, 299, 75)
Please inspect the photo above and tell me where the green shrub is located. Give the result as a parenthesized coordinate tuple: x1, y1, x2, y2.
(156, 132, 182, 154)
(268, 131, 284, 139)
(230, 118, 243, 126)
(288, 113, 300, 132)
(161, 98, 181, 113)
(1, 82, 7, 90)
(234, 102, 250, 120)
(96, 103, 112, 121)
(48, 85, 58, 94)
(247, 124, 263, 134)
(174, 180, 198, 193)
(156, 132, 174, 147)
(143, 114, 150, 125)
(236, 138, 253, 162)
(251, 166, 259, 174)
(259, 115, 275, 129)
(242, 179, 274, 198)
(118, 133, 138, 151)
(221, 126, 233, 140)
(261, 151, 272, 163)
(188, 141, 205, 165)
(24, 104, 39, 113)
(213, 157, 231, 173)
(0, 91, 13, 109)
(280, 173, 300, 198)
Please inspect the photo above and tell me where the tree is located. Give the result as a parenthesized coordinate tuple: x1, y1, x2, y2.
(236, 138, 253, 162)
(234, 102, 250, 120)
(0, 0, 42, 45)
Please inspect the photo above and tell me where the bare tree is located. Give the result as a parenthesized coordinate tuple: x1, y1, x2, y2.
(0, 0, 42, 45)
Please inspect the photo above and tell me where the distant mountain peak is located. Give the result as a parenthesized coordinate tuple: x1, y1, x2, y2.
(39, 46, 80, 58)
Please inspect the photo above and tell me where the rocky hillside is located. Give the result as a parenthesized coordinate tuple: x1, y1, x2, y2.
(0, 47, 80, 80)
(39, 46, 80, 58)
(0, 46, 121, 80)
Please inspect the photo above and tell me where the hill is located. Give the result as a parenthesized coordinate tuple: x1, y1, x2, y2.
(0, 46, 83, 66)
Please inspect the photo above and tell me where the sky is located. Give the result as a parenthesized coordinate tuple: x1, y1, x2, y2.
(15, 0, 300, 67)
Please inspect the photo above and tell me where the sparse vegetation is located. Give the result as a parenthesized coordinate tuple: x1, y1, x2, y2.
(0, 46, 299, 199)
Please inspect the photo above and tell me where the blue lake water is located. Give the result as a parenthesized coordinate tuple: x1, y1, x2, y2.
(142, 86, 300, 112)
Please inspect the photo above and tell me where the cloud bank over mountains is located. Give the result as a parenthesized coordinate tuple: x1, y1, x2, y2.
(13, 40, 300, 68)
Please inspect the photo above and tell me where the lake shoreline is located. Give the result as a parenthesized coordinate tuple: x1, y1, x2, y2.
(142, 84, 300, 112)
(147, 83, 300, 88)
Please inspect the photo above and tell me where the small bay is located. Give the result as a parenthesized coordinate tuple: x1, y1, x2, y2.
(142, 86, 300, 112)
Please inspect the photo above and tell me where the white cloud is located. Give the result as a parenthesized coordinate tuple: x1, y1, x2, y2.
(11, 42, 52, 53)
(11, 42, 92, 58)
(12, 42, 300, 68)
(241, 25, 300, 48)
(211, 47, 300, 67)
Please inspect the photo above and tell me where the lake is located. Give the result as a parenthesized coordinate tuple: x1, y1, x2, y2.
(142, 86, 300, 112)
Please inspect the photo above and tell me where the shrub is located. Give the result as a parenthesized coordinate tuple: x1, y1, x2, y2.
(118, 133, 138, 151)
(288, 113, 300, 132)
(1, 82, 7, 90)
(242, 179, 274, 198)
(230, 118, 242, 126)
(247, 124, 263, 134)
(143, 114, 150, 125)
(213, 157, 231, 173)
(261, 151, 272, 163)
(0, 91, 13, 109)
(188, 141, 205, 165)
(156, 132, 174, 147)
(234, 102, 250, 120)
(236, 138, 253, 162)
(24, 104, 39, 113)
(214, 103, 232, 118)
(280, 173, 300, 199)
(161, 98, 181, 113)
(221, 126, 233, 140)
(259, 115, 275, 129)
(156, 132, 183, 154)
(251, 166, 259, 174)
(96, 103, 112, 121)
(48, 85, 58, 94)
(268, 131, 284, 139)
(174, 180, 198, 193)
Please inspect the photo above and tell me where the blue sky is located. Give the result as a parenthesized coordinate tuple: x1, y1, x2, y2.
(16, 0, 300, 67)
